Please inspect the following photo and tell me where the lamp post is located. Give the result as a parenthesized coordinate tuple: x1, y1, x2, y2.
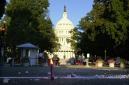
(0, 21, 6, 64)
(104, 49, 107, 61)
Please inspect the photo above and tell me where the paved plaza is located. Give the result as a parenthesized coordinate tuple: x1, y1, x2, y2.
(0, 65, 129, 85)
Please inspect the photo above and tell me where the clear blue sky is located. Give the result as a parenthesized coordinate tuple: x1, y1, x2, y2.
(6, 0, 93, 26)
(48, 0, 93, 27)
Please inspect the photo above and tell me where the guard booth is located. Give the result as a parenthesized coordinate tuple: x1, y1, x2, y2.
(17, 43, 39, 66)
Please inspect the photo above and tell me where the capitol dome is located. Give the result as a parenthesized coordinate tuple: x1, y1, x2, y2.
(55, 6, 74, 29)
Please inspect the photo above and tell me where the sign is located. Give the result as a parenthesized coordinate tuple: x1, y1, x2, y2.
(87, 53, 90, 58)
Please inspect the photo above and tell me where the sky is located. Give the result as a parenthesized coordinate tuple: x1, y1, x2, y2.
(5, 0, 93, 27)
(48, 0, 93, 27)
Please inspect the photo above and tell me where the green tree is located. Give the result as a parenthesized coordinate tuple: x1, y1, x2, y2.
(68, 28, 80, 50)
(5, 0, 58, 56)
(79, 0, 129, 58)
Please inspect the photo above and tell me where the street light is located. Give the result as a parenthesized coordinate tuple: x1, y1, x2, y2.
(104, 49, 107, 60)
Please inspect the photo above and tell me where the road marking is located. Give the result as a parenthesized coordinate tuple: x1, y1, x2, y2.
(0, 77, 49, 79)
(0, 75, 129, 79)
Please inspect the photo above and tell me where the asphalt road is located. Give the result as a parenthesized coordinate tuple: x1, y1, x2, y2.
(0, 78, 129, 85)
(0, 65, 129, 85)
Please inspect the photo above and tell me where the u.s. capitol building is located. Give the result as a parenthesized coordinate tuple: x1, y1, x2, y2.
(54, 6, 75, 64)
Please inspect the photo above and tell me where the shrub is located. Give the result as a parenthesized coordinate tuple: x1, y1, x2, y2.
(95, 58, 104, 67)
(120, 58, 126, 68)
(108, 58, 115, 68)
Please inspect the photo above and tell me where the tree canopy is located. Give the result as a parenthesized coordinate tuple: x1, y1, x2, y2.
(5, 0, 58, 52)
(78, 0, 129, 59)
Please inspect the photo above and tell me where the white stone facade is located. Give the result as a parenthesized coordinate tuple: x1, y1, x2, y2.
(54, 6, 75, 64)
